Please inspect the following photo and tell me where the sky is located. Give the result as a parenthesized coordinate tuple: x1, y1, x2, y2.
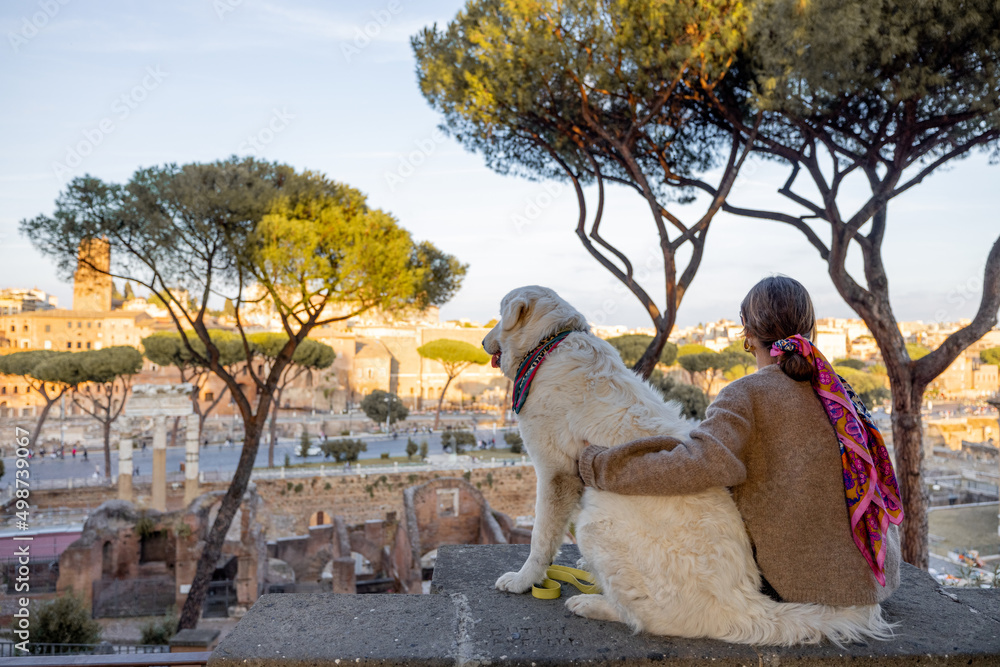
(1, 0, 997, 330)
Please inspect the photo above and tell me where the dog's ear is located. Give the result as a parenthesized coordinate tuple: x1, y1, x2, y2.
(501, 295, 530, 331)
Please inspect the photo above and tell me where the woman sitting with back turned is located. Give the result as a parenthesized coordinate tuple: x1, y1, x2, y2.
(578, 275, 904, 607)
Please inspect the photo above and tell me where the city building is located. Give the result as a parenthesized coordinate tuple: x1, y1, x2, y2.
(0, 287, 58, 314)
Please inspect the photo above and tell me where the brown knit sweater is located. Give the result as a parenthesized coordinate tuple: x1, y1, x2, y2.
(578, 364, 900, 607)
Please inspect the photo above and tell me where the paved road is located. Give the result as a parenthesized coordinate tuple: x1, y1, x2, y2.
(5, 425, 517, 482)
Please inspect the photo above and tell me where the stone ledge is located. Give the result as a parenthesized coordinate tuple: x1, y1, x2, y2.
(210, 544, 1000, 666)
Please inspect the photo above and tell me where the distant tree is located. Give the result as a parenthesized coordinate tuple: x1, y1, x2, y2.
(415, 0, 752, 378)
(677, 352, 716, 390)
(649, 372, 709, 420)
(321, 438, 368, 462)
(0, 350, 73, 449)
(405, 438, 419, 461)
(417, 339, 490, 428)
(906, 344, 931, 362)
(222, 298, 236, 318)
(834, 358, 868, 371)
(606, 335, 678, 368)
(720, 343, 756, 381)
(677, 344, 713, 358)
(418, 440, 428, 459)
(0, 459, 5, 483)
(112, 281, 124, 302)
(503, 430, 524, 455)
(298, 430, 313, 458)
(123, 282, 135, 301)
(442, 429, 476, 454)
(484, 318, 498, 329)
(32, 591, 102, 645)
(33, 347, 142, 478)
(249, 333, 335, 467)
(981, 347, 1000, 366)
(835, 366, 892, 408)
(142, 330, 247, 445)
(360, 390, 408, 427)
(20, 157, 465, 629)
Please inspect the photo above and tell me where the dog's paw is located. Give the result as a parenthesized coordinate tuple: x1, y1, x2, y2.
(565, 594, 620, 622)
(495, 570, 536, 594)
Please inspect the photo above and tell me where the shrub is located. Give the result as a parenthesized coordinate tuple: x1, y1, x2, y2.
(140, 614, 178, 645)
(294, 483, 304, 493)
(283, 453, 291, 468)
(503, 430, 523, 454)
(419, 440, 428, 458)
(380, 452, 390, 460)
(405, 438, 419, 460)
(32, 592, 101, 645)
(298, 431, 312, 457)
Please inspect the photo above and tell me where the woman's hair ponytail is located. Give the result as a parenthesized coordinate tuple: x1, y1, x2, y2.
(778, 350, 814, 382)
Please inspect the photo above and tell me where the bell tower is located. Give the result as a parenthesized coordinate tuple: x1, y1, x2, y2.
(73, 238, 112, 312)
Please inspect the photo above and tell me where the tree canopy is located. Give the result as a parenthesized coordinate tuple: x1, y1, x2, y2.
(417, 338, 490, 428)
(0, 350, 74, 448)
(981, 347, 1000, 366)
(20, 156, 466, 630)
(606, 335, 678, 368)
(414, 0, 752, 377)
(142, 330, 247, 371)
(360, 389, 409, 426)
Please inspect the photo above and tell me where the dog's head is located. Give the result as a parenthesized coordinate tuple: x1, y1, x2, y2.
(483, 285, 589, 379)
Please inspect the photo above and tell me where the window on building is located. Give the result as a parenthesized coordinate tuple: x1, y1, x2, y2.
(66, 342, 72, 349)
(87, 322, 91, 328)
(86, 342, 91, 349)
(44, 324, 50, 333)
(97, 322, 101, 328)
(76, 342, 81, 349)
(22, 325, 28, 332)
(77, 322, 82, 328)
(437, 488, 459, 517)
(13, 387, 17, 394)
(67, 322, 71, 328)
(1, 387, 5, 395)
(204, 392, 214, 402)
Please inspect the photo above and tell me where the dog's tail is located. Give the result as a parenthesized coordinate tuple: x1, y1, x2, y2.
(722, 595, 895, 646)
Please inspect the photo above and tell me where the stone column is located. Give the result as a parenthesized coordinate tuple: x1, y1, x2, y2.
(118, 437, 133, 501)
(152, 415, 167, 511)
(184, 414, 200, 506)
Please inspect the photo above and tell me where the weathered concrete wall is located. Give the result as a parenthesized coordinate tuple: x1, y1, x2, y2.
(210, 544, 1000, 666)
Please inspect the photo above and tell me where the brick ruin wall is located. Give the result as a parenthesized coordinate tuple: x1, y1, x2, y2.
(26, 465, 539, 539)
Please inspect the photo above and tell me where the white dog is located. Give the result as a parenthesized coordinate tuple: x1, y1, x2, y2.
(483, 285, 892, 645)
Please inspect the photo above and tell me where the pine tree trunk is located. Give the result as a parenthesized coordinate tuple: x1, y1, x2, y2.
(178, 413, 265, 629)
(268, 388, 283, 467)
(890, 386, 928, 568)
(28, 398, 58, 450)
(633, 326, 670, 380)
(434, 376, 453, 429)
(102, 420, 112, 478)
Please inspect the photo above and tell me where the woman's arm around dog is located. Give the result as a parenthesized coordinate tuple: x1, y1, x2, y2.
(579, 382, 753, 494)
